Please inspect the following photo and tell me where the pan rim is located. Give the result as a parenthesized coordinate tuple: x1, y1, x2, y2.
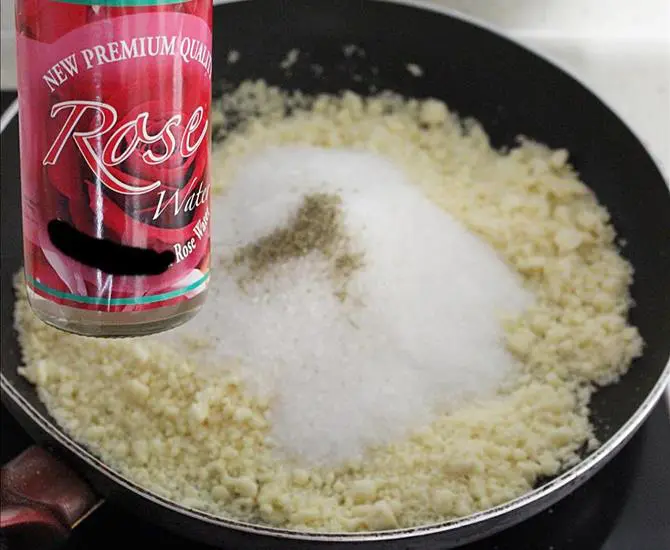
(2, 0, 669, 543)
(2, 367, 669, 543)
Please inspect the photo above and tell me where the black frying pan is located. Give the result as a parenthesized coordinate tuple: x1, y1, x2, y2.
(2, 1, 670, 549)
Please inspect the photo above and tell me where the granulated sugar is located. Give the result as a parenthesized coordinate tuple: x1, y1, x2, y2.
(168, 146, 533, 466)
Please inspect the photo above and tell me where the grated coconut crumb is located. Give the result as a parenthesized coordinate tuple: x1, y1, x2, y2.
(14, 80, 643, 533)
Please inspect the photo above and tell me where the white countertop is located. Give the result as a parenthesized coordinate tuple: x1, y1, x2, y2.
(1, 0, 669, 403)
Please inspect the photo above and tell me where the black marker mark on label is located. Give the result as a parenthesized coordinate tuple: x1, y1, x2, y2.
(47, 219, 175, 276)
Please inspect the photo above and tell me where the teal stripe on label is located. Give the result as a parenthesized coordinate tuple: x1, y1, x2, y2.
(27, 273, 209, 306)
(54, 1, 189, 6)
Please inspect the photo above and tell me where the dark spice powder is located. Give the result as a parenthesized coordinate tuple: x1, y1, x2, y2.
(228, 192, 363, 300)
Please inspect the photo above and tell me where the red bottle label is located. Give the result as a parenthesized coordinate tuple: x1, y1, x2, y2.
(15, 1, 212, 312)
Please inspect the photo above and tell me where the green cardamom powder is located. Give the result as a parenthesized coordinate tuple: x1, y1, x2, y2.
(227, 192, 363, 301)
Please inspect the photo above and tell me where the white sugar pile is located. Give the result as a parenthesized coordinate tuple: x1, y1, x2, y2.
(170, 146, 534, 466)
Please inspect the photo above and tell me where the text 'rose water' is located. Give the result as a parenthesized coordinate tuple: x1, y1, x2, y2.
(15, 0, 213, 337)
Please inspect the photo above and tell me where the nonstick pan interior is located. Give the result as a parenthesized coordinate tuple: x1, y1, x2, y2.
(2, 1, 670, 548)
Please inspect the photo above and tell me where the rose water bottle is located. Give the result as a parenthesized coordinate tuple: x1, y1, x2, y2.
(14, 1, 213, 337)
